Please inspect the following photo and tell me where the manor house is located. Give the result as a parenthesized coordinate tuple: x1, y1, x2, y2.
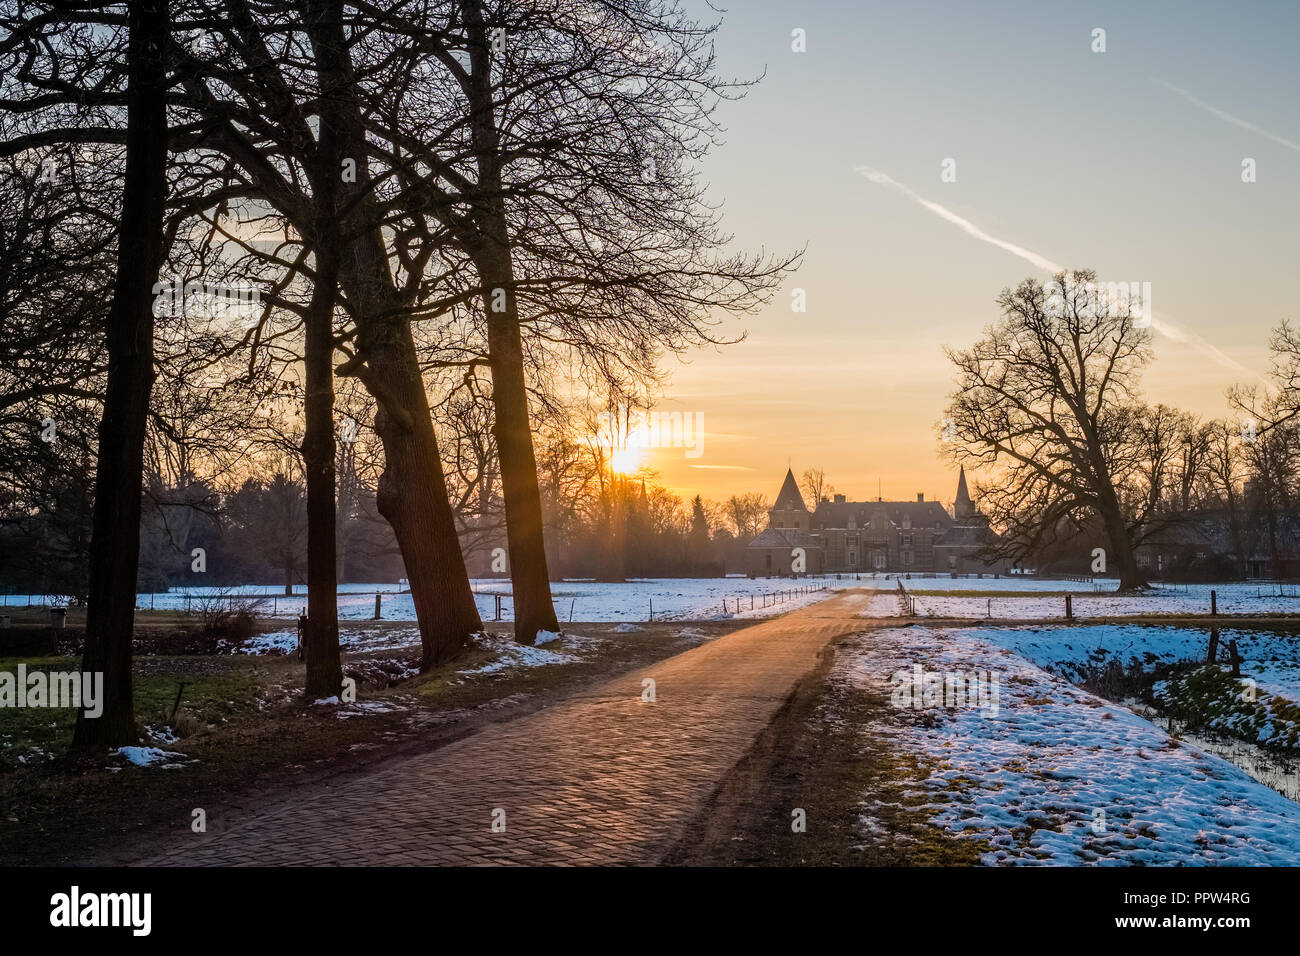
(745, 467, 1010, 576)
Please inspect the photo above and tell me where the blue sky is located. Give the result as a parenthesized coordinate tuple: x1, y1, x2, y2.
(638, 0, 1300, 506)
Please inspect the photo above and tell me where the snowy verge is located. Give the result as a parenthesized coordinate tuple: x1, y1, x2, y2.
(837, 625, 1300, 865)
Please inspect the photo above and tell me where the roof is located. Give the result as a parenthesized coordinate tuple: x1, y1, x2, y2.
(811, 500, 952, 530)
(772, 469, 808, 512)
(955, 466, 974, 517)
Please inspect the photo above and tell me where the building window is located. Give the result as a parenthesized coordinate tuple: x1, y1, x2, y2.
(947, 555, 957, 569)
(902, 550, 913, 566)
(873, 551, 887, 570)
(901, 534, 912, 548)
(848, 551, 857, 567)
(765, 554, 772, 570)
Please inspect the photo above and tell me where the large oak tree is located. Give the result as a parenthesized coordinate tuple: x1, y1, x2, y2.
(943, 270, 1153, 591)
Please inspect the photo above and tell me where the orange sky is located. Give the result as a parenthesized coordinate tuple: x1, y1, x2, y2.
(631, 0, 1296, 510)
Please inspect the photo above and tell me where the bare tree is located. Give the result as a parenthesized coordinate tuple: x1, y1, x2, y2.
(297, 0, 346, 697)
(0, 150, 113, 599)
(1230, 320, 1300, 578)
(725, 492, 768, 541)
(367, 0, 797, 638)
(162, 0, 482, 667)
(74, 0, 171, 747)
(943, 271, 1153, 591)
(800, 467, 833, 506)
(1125, 405, 1207, 537)
(1203, 419, 1249, 577)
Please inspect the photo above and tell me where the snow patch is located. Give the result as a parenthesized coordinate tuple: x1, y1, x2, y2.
(115, 746, 187, 768)
(836, 625, 1300, 865)
(458, 633, 577, 675)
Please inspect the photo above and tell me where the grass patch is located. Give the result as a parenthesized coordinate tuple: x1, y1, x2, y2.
(0, 655, 276, 768)
(1152, 664, 1300, 749)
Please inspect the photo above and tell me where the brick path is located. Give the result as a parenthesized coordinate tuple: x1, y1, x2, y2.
(143, 589, 874, 866)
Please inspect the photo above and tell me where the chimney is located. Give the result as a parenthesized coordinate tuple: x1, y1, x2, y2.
(917, 492, 924, 502)
(833, 494, 846, 504)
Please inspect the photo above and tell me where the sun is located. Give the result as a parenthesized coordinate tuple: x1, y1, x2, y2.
(610, 447, 642, 476)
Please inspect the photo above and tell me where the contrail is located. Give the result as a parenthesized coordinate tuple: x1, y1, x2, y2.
(1147, 312, 1255, 378)
(852, 166, 1064, 273)
(851, 165, 1260, 379)
(1156, 80, 1300, 154)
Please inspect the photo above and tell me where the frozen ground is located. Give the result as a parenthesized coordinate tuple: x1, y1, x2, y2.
(952, 624, 1300, 709)
(839, 625, 1300, 864)
(239, 624, 426, 656)
(234, 620, 713, 680)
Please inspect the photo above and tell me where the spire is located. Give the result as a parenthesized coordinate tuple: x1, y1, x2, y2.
(954, 466, 974, 519)
(773, 467, 808, 512)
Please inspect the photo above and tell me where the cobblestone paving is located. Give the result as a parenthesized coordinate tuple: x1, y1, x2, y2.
(145, 589, 874, 866)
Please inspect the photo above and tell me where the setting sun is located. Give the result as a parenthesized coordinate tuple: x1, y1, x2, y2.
(609, 447, 643, 476)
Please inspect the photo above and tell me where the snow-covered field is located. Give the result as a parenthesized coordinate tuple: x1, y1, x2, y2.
(9, 577, 1300, 623)
(953, 624, 1300, 710)
(840, 625, 1300, 864)
(872, 581, 1300, 619)
(14, 577, 843, 624)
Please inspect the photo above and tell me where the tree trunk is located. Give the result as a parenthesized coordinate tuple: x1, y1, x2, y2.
(1097, 491, 1148, 592)
(300, 0, 345, 699)
(361, 313, 482, 667)
(477, 247, 559, 640)
(301, 231, 343, 698)
(72, 0, 169, 750)
(334, 242, 481, 667)
(463, 0, 557, 643)
(306, 0, 480, 668)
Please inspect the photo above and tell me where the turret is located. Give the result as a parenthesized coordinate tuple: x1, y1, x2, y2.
(768, 468, 810, 532)
(954, 466, 975, 520)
